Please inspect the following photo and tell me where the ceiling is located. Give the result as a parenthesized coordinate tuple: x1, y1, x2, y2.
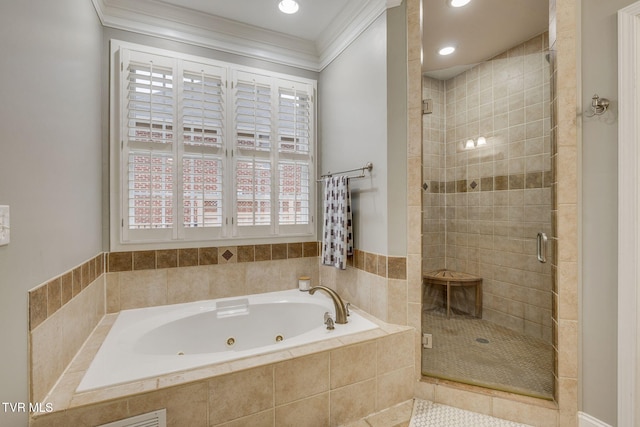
(157, 0, 353, 41)
(95, 0, 549, 77)
(422, 0, 548, 79)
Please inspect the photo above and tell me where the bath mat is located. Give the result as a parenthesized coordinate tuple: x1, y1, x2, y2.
(409, 399, 533, 427)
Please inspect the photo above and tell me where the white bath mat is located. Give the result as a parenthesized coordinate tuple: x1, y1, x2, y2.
(409, 399, 532, 427)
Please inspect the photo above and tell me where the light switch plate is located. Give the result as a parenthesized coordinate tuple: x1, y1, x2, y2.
(0, 205, 10, 246)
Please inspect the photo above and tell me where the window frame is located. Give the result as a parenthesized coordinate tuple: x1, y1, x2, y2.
(109, 40, 317, 251)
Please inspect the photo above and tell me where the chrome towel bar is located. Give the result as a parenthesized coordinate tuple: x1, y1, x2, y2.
(316, 162, 373, 182)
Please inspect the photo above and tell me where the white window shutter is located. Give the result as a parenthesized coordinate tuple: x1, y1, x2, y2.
(234, 71, 273, 152)
(277, 82, 311, 154)
(179, 63, 226, 235)
(276, 80, 314, 231)
(233, 71, 275, 233)
(112, 42, 316, 248)
(121, 49, 176, 242)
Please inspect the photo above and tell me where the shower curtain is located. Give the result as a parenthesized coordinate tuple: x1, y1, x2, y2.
(321, 175, 353, 269)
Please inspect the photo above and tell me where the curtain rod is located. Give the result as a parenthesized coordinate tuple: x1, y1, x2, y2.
(316, 162, 373, 182)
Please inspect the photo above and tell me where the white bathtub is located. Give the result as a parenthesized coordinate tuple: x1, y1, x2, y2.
(77, 289, 378, 392)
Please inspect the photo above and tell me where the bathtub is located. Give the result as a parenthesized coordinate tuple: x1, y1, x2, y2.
(77, 289, 378, 392)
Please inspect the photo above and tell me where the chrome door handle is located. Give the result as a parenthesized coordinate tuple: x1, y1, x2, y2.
(537, 232, 548, 263)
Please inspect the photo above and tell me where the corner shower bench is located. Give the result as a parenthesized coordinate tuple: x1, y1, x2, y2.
(423, 269, 483, 319)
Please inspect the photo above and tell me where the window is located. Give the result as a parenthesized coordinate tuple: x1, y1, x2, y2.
(111, 42, 316, 249)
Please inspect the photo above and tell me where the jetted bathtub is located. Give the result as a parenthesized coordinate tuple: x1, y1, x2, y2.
(77, 289, 378, 391)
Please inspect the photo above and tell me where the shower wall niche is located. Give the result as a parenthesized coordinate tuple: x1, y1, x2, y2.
(422, 33, 552, 343)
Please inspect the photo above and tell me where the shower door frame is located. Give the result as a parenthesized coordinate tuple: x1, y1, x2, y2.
(408, 0, 580, 423)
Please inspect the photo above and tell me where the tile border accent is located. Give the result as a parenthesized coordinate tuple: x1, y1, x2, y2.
(106, 243, 407, 279)
(107, 242, 321, 272)
(347, 249, 407, 280)
(426, 172, 552, 194)
(28, 253, 105, 331)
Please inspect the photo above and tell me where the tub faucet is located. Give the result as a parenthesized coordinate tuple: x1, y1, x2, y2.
(324, 312, 335, 330)
(309, 286, 348, 324)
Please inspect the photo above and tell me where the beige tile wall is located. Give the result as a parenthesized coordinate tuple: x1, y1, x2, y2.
(422, 78, 446, 272)
(29, 268, 105, 403)
(106, 257, 320, 312)
(421, 34, 554, 342)
(105, 244, 408, 314)
(28, 254, 104, 331)
(316, 237, 409, 328)
(550, 0, 578, 422)
(406, 0, 426, 396)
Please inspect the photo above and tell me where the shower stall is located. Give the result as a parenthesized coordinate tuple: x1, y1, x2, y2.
(421, 33, 555, 399)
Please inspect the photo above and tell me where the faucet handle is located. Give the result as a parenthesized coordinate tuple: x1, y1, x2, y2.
(323, 312, 335, 330)
(345, 302, 351, 317)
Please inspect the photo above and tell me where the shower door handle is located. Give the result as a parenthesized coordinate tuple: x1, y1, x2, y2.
(537, 232, 548, 263)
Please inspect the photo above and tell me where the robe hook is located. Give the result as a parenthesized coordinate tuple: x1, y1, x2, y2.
(585, 94, 610, 117)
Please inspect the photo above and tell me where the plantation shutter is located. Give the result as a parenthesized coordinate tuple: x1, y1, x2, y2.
(233, 71, 274, 234)
(113, 42, 316, 248)
(277, 80, 313, 231)
(179, 62, 226, 238)
(121, 50, 177, 242)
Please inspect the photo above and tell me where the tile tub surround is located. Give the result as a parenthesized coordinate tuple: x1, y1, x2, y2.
(29, 264, 105, 403)
(321, 250, 409, 326)
(29, 242, 407, 409)
(105, 242, 322, 312)
(105, 243, 408, 320)
(28, 253, 104, 331)
(30, 309, 415, 427)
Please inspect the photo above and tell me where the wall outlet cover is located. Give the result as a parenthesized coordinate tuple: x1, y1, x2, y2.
(0, 205, 10, 246)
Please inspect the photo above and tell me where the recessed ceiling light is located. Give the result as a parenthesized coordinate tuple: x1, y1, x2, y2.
(449, 0, 471, 7)
(278, 0, 299, 14)
(438, 46, 456, 56)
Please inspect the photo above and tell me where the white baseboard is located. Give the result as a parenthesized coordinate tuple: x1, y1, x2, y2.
(578, 411, 613, 427)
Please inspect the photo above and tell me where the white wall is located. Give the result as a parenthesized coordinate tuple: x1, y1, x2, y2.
(0, 1, 103, 426)
(386, 3, 408, 257)
(580, 0, 636, 424)
(318, 13, 390, 255)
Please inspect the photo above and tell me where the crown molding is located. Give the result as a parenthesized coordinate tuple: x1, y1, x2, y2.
(92, 0, 319, 70)
(91, 0, 399, 72)
(316, 0, 388, 70)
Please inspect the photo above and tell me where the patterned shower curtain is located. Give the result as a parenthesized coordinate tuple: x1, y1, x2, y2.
(321, 175, 353, 270)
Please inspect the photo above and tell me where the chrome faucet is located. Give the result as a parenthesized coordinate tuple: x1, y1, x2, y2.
(309, 286, 348, 324)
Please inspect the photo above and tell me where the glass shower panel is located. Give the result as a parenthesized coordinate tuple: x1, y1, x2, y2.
(421, 35, 554, 399)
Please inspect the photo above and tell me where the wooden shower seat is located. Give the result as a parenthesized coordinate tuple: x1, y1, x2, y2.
(423, 269, 483, 319)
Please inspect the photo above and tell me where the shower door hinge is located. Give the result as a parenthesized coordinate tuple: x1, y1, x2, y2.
(422, 333, 433, 349)
(422, 99, 433, 115)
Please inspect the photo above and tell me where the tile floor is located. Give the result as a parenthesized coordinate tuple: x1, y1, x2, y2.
(408, 399, 532, 427)
(346, 399, 533, 427)
(422, 308, 554, 399)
